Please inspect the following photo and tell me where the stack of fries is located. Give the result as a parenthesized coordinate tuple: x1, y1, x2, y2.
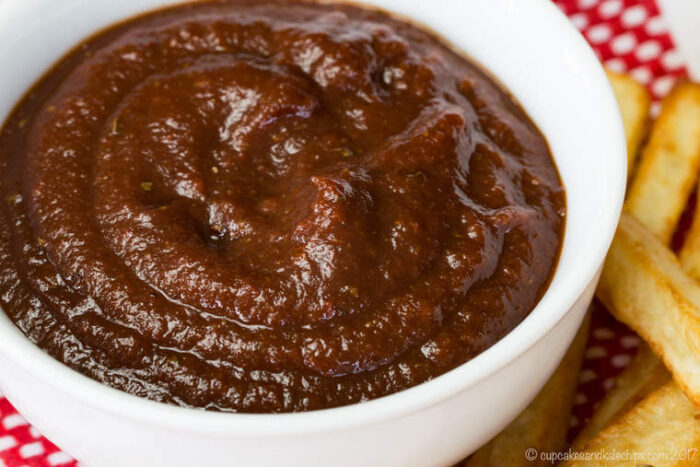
(466, 72, 700, 466)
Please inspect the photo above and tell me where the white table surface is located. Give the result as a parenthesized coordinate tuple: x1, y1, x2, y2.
(659, 0, 700, 79)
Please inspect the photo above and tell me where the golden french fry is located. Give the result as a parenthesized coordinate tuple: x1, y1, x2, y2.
(606, 70, 651, 178)
(572, 81, 700, 455)
(625, 81, 700, 245)
(564, 382, 700, 466)
(574, 211, 698, 460)
(597, 212, 700, 407)
(571, 343, 669, 450)
(465, 314, 590, 467)
(680, 186, 700, 280)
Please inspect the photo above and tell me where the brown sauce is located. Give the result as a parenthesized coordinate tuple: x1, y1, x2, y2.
(0, 0, 565, 412)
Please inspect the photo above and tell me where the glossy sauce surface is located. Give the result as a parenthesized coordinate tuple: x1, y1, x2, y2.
(0, 0, 565, 412)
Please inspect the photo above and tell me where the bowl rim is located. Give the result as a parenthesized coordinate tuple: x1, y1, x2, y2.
(0, 0, 626, 436)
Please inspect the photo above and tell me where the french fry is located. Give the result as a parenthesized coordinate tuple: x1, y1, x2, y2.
(625, 81, 700, 245)
(465, 314, 590, 467)
(564, 382, 700, 466)
(606, 70, 651, 178)
(571, 80, 700, 459)
(597, 212, 700, 407)
(680, 184, 700, 280)
(571, 343, 669, 450)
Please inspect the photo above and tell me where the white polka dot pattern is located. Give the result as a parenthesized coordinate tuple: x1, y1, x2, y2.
(621, 5, 648, 27)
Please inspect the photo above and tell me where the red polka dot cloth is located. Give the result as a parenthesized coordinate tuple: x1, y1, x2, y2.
(0, 0, 689, 465)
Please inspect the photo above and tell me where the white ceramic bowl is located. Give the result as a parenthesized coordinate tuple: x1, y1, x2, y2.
(0, 0, 626, 465)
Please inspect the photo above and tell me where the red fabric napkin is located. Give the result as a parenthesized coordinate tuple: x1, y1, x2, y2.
(0, 0, 688, 465)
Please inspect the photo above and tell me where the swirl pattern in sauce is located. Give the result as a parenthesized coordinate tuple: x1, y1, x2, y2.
(0, 0, 564, 412)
